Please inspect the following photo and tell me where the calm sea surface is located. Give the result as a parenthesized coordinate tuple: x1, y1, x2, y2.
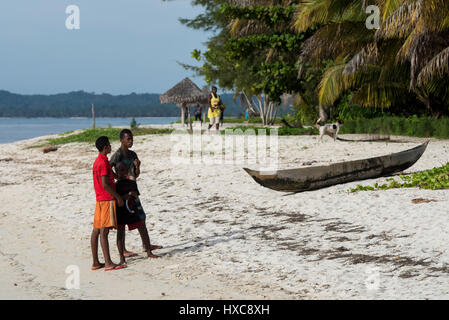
(0, 117, 178, 144)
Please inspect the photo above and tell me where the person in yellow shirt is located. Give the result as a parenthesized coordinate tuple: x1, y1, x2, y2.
(207, 86, 223, 131)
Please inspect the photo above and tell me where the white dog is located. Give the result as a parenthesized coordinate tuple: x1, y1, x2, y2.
(314, 119, 344, 142)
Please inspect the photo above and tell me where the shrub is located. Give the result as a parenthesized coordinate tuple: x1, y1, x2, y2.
(130, 117, 140, 129)
(294, 103, 318, 126)
(339, 116, 449, 139)
(221, 126, 318, 136)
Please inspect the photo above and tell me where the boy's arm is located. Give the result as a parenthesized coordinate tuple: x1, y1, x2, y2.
(111, 163, 118, 180)
(109, 152, 119, 179)
(134, 155, 141, 178)
(101, 175, 123, 207)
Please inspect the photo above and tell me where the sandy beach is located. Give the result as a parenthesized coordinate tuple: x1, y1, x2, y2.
(1, 128, 449, 300)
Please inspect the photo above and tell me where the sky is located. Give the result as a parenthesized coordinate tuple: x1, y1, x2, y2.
(0, 0, 210, 95)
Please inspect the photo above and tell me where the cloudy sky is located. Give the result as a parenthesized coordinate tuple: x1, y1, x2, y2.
(0, 0, 210, 94)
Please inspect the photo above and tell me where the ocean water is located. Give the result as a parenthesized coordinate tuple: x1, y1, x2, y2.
(0, 117, 178, 144)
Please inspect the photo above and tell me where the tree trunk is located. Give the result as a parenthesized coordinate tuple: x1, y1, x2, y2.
(245, 93, 280, 126)
(318, 105, 328, 123)
(242, 92, 257, 114)
(187, 105, 192, 131)
(271, 104, 278, 125)
(257, 96, 266, 125)
(181, 104, 185, 126)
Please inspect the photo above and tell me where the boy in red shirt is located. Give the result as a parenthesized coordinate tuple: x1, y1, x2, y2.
(91, 136, 126, 271)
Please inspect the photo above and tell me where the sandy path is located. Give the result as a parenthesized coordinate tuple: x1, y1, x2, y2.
(0, 132, 448, 299)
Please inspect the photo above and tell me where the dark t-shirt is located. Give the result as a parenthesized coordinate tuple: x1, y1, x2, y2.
(110, 148, 139, 180)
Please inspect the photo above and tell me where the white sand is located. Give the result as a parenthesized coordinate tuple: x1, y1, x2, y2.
(0, 129, 448, 300)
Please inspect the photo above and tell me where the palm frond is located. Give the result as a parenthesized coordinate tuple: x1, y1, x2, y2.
(343, 43, 379, 75)
(318, 62, 348, 106)
(417, 46, 449, 85)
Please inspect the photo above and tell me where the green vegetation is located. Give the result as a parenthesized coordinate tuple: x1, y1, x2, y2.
(130, 117, 140, 129)
(180, 1, 305, 125)
(340, 117, 449, 139)
(221, 125, 318, 136)
(295, 0, 449, 118)
(29, 127, 174, 147)
(178, 0, 449, 127)
(350, 163, 449, 192)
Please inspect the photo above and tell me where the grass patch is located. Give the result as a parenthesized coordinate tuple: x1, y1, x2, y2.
(221, 126, 318, 136)
(29, 127, 174, 147)
(349, 163, 449, 192)
(58, 130, 74, 136)
(26, 143, 49, 149)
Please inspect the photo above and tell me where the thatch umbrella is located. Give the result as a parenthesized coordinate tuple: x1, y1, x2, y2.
(160, 78, 208, 127)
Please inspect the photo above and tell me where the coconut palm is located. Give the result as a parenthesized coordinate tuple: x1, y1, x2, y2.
(296, 0, 449, 116)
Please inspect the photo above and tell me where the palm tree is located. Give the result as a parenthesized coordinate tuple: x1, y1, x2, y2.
(295, 0, 449, 116)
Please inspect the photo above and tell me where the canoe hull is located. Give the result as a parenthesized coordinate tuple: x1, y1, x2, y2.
(244, 142, 429, 192)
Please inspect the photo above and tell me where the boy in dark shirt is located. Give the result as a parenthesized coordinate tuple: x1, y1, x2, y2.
(115, 162, 161, 265)
(110, 129, 142, 256)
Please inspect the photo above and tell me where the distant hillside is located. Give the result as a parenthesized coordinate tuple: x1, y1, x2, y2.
(0, 90, 246, 117)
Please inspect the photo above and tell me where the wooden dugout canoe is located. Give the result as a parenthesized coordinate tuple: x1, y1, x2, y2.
(243, 141, 429, 193)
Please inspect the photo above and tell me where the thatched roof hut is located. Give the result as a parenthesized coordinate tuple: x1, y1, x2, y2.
(160, 77, 207, 105)
(160, 78, 209, 126)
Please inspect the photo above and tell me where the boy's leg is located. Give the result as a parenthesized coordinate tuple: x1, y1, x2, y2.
(99, 227, 116, 267)
(138, 220, 161, 251)
(142, 221, 147, 252)
(137, 225, 160, 259)
(91, 228, 104, 269)
(116, 228, 126, 265)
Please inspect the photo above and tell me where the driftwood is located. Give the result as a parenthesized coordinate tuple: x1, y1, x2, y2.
(411, 198, 439, 204)
(281, 118, 302, 128)
(337, 134, 391, 142)
(42, 145, 58, 153)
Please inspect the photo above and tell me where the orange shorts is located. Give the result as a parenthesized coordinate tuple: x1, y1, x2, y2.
(93, 200, 117, 229)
